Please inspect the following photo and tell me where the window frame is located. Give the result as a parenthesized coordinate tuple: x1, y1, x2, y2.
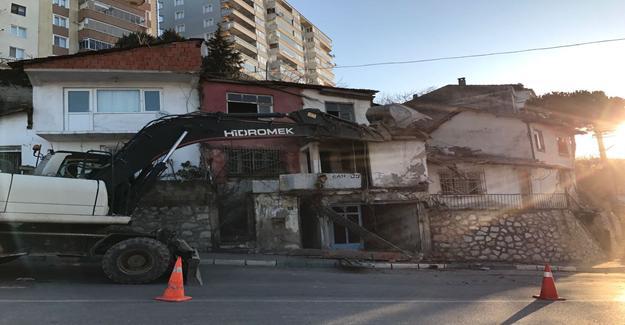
(225, 147, 284, 178)
(203, 4, 213, 13)
(10, 25, 27, 38)
(175, 24, 185, 33)
(11, 3, 26, 16)
(439, 170, 487, 195)
(533, 129, 545, 152)
(9, 46, 25, 59)
(325, 101, 355, 122)
(64, 88, 163, 115)
(53, 14, 69, 28)
(226, 92, 274, 114)
(174, 0, 184, 5)
(53, 34, 69, 49)
(0, 146, 22, 174)
(557, 136, 571, 157)
(175, 10, 184, 20)
(52, 0, 69, 8)
(203, 18, 214, 28)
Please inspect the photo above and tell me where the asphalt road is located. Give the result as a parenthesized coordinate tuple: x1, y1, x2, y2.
(1, 259, 625, 324)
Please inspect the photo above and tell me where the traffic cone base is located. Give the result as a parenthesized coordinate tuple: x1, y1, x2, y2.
(533, 264, 565, 301)
(155, 257, 192, 303)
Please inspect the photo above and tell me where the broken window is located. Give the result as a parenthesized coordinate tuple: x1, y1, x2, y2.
(533, 129, 545, 152)
(0, 146, 21, 173)
(439, 170, 486, 194)
(331, 205, 362, 247)
(325, 102, 355, 122)
(227, 93, 273, 114)
(225, 147, 284, 178)
(557, 136, 570, 156)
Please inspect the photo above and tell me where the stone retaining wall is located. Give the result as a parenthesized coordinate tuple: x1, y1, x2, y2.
(429, 209, 605, 263)
(131, 181, 219, 252)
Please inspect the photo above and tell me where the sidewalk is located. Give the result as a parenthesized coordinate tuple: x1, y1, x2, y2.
(200, 252, 625, 273)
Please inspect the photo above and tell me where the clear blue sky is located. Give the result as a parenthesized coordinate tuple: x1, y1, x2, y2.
(289, 0, 625, 99)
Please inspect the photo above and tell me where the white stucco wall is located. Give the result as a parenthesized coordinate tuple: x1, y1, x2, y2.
(26, 77, 201, 170)
(0, 112, 46, 168)
(430, 111, 533, 159)
(428, 163, 565, 195)
(530, 123, 575, 169)
(301, 89, 372, 125)
(368, 140, 427, 187)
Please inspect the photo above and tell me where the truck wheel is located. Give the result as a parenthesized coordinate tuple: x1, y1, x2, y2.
(102, 237, 171, 284)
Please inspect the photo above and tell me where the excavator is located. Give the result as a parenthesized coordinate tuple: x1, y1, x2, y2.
(0, 109, 385, 284)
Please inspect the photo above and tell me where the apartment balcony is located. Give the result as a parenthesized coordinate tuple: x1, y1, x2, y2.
(222, 7, 256, 28)
(223, 21, 257, 43)
(79, 0, 146, 29)
(228, 35, 257, 55)
(427, 194, 570, 210)
(221, 0, 255, 17)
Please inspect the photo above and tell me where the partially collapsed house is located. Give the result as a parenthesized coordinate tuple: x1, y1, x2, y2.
(404, 80, 604, 263)
(197, 79, 430, 253)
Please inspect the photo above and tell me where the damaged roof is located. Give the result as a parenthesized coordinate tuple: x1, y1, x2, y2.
(404, 84, 578, 133)
(203, 78, 378, 97)
(428, 146, 572, 170)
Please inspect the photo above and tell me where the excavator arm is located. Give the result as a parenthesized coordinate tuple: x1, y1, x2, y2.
(90, 108, 386, 216)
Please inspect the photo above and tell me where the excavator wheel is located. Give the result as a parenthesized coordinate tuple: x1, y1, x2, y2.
(101, 237, 171, 284)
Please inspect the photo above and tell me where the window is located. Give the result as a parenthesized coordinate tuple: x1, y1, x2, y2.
(204, 32, 214, 41)
(175, 10, 184, 20)
(175, 24, 185, 33)
(53, 15, 69, 28)
(174, 0, 183, 5)
(97, 90, 140, 113)
(225, 147, 284, 177)
(0, 146, 21, 174)
(331, 206, 362, 246)
(11, 3, 26, 16)
(227, 93, 273, 114)
(325, 102, 355, 122)
(557, 136, 571, 157)
(144, 91, 161, 111)
(203, 4, 213, 13)
(439, 170, 486, 195)
(79, 38, 113, 51)
(52, 0, 68, 8)
(533, 129, 545, 152)
(203, 18, 214, 28)
(9, 47, 25, 59)
(53, 35, 69, 48)
(67, 91, 90, 113)
(10, 25, 27, 38)
(267, 8, 275, 14)
(66, 89, 161, 114)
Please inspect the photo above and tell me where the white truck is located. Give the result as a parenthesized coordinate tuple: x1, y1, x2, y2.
(0, 109, 384, 284)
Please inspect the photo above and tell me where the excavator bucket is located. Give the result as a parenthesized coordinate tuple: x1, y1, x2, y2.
(183, 248, 203, 286)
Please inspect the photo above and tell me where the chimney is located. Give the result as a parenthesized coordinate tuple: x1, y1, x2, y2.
(458, 77, 466, 86)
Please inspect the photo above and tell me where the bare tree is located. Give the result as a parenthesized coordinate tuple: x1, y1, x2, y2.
(375, 87, 436, 105)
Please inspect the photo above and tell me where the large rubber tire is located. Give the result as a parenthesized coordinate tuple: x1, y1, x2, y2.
(101, 237, 171, 284)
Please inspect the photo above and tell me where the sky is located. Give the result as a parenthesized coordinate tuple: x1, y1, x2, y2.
(288, 0, 625, 158)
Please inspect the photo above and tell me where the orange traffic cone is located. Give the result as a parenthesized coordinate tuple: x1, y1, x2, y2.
(155, 257, 192, 302)
(533, 264, 565, 301)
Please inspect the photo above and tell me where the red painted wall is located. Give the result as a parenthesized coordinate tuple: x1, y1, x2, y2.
(201, 81, 304, 114)
(200, 81, 306, 180)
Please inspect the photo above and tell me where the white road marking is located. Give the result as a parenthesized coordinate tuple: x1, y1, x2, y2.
(0, 298, 621, 303)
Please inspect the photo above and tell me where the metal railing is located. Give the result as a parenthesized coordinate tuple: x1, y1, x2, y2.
(428, 194, 569, 210)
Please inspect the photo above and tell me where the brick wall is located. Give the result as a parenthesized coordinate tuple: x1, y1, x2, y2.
(23, 40, 203, 72)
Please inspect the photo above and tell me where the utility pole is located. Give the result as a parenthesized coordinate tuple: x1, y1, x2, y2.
(595, 129, 608, 163)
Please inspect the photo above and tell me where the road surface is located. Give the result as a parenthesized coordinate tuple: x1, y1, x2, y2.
(1, 259, 625, 324)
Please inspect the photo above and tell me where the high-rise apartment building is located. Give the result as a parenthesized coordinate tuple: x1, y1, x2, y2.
(158, 0, 335, 86)
(1, 0, 157, 61)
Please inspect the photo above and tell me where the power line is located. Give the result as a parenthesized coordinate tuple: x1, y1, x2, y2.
(319, 36, 625, 71)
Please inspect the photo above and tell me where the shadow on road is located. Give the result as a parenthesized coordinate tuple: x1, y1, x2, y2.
(500, 300, 554, 325)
